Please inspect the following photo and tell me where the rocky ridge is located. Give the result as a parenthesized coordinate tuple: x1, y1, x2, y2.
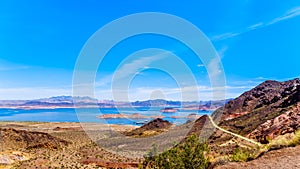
(212, 78, 300, 143)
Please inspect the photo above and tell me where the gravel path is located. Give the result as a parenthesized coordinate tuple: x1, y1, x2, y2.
(208, 116, 261, 146)
(216, 145, 300, 169)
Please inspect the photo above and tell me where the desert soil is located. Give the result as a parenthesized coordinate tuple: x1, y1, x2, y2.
(2, 121, 300, 169)
(216, 145, 300, 169)
(0, 121, 140, 168)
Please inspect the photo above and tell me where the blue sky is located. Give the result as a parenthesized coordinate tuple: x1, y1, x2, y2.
(0, 1, 300, 100)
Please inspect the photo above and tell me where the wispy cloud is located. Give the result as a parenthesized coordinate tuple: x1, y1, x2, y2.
(94, 52, 169, 89)
(268, 6, 300, 25)
(113, 52, 168, 81)
(0, 59, 30, 71)
(212, 6, 300, 41)
(247, 22, 264, 30)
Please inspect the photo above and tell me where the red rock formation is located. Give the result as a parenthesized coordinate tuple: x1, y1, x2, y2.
(248, 102, 300, 142)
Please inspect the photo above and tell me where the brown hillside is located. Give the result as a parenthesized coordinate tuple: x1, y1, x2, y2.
(212, 78, 300, 143)
(0, 128, 69, 150)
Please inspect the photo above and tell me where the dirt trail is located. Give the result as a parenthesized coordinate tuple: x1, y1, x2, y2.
(216, 145, 300, 169)
(208, 116, 262, 146)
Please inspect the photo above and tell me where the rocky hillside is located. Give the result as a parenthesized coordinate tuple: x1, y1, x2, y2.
(212, 78, 300, 143)
(0, 128, 69, 150)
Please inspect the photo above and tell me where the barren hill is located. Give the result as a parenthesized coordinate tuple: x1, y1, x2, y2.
(0, 128, 69, 150)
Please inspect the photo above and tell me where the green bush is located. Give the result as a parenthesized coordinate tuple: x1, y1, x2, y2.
(231, 147, 254, 162)
(140, 134, 210, 169)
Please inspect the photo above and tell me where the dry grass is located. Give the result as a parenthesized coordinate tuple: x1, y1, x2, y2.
(265, 129, 300, 150)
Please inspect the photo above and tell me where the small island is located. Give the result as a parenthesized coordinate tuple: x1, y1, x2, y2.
(160, 107, 178, 113)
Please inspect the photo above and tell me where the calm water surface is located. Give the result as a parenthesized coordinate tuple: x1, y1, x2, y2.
(0, 107, 211, 126)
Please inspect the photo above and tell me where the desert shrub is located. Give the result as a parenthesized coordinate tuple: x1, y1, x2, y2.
(266, 129, 300, 150)
(289, 129, 300, 146)
(140, 134, 210, 169)
(231, 147, 253, 162)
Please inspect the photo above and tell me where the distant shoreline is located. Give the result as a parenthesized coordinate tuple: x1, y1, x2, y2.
(0, 106, 218, 111)
(0, 96, 228, 111)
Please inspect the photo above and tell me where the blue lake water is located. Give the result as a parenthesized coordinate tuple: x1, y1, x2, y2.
(0, 107, 211, 126)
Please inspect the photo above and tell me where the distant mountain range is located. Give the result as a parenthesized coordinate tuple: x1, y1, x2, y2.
(0, 95, 231, 110)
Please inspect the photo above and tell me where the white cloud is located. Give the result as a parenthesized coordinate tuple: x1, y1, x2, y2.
(212, 6, 300, 41)
(247, 22, 264, 30)
(268, 6, 300, 25)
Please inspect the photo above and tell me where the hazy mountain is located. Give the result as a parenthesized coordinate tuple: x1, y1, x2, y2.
(0, 96, 231, 110)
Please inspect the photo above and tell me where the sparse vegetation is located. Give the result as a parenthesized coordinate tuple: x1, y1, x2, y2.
(231, 147, 255, 162)
(141, 134, 210, 169)
(265, 129, 300, 150)
(227, 129, 300, 163)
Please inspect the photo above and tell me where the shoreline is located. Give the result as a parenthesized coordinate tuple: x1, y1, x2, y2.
(0, 121, 138, 132)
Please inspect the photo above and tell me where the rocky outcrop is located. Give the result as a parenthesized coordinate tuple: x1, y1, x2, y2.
(215, 78, 300, 120)
(124, 118, 172, 136)
(212, 78, 300, 142)
(139, 118, 172, 130)
(248, 102, 300, 143)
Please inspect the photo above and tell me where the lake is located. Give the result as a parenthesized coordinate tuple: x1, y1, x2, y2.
(0, 107, 211, 126)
